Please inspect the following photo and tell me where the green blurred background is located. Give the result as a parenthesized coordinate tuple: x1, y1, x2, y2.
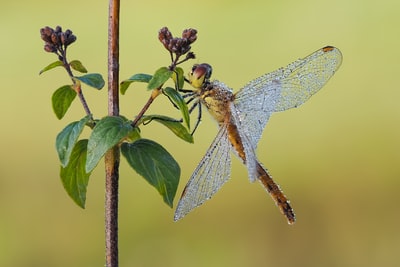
(1, 0, 399, 266)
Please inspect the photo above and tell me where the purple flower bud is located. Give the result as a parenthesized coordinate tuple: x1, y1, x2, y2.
(44, 43, 56, 53)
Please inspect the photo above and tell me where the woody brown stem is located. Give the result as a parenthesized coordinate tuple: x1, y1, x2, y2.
(105, 0, 120, 266)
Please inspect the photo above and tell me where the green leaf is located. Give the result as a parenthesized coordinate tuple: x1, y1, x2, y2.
(172, 67, 185, 89)
(121, 139, 180, 207)
(75, 73, 105, 90)
(126, 127, 141, 142)
(39, 60, 63, 75)
(163, 87, 190, 130)
(86, 116, 133, 173)
(56, 116, 91, 167)
(60, 139, 91, 208)
(147, 67, 173, 90)
(52, 85, 77, 119)
(120, 73, 153, 95)
(143, 115, 193, 143)
(70, 60, 88, 73)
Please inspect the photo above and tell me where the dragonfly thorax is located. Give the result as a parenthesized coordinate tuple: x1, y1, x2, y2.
(199, 80, 234, 124)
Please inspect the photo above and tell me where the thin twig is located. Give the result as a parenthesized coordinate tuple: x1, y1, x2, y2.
(131, 88, 162, 127)
(61, 53, 93, 118)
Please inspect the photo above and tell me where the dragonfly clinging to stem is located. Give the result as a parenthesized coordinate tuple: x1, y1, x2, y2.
(174, 46, 343, 224)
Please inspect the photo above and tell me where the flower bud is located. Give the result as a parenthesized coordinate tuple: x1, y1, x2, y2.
(159, 27, 173, 50)
(51, 32, 60, 45)
(182, 28, 197, 44)
(64, 34, 76, 46)
(65, 29, 72, 37)
(44, 43, 56, 53)
(60, 32, 67, 45)
(40, 27, 54, 43)
(186, 52, 196, 60)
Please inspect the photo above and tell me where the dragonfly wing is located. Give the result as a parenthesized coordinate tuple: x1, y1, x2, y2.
(230, 102, 259, 182)
(233, 81, 277, 150)
(271, 46, 342, 112)
(235, 46, 342, 148)
(174, 125, 232, 221)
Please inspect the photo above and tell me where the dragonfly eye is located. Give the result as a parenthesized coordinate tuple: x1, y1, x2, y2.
(201, 63, 213, 79)
(189, 63, 213, 89)
(190, 64, 199, 75)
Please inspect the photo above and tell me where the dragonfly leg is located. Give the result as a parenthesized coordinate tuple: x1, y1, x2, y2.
(190, 102, 202, 135)
(163, 91, 203, 135)
(142, 116, 181, 125)
(181, 93, 203, 135)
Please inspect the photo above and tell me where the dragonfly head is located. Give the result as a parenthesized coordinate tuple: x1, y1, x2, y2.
(188, 63, 212, 89)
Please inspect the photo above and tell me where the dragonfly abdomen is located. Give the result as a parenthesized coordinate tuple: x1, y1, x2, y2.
(227, 122, 246, 162)
(256, 162, 296, 224)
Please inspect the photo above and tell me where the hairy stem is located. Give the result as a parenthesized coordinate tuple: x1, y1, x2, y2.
(105, 0, 120, 266)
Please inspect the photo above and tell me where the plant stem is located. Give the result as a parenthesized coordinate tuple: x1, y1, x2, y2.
(108, 0, 120, 116)
(131, 88, 162, 127)
(77, 88, 92, 118)
(105, 148, 120, 267)
(105, 0, 120, 266)
(61, 52, 93, 118)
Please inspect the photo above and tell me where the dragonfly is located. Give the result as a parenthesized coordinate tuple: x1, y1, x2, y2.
(174, 46, 342, 224)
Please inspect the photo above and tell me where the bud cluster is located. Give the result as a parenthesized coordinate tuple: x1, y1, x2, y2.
(158, 27, 197, 58)
(40, 26, 76, 55)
